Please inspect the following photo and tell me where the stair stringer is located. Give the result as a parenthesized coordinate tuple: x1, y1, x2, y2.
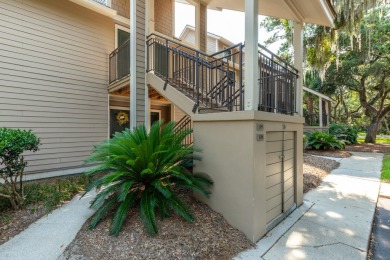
(146, 72, 197, 116)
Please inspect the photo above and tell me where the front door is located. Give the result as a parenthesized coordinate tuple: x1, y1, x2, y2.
(150, 110, 161, 127)
(110, 109, 129, 138)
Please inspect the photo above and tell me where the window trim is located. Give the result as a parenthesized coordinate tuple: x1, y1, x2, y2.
(115, 24, 130, 48)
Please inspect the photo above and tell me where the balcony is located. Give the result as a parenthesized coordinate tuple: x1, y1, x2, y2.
(109, 39, 130, 85)
(108, 35, 298, 116)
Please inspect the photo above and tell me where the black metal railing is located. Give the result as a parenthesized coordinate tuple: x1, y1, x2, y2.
(174, 115, 193, 145)
(109, 39, 130, 84)
(146, 33, 244, 112)
(107, 33, 298, 116)
(258, 44, 298, 115)
(304, 112, 328, 127)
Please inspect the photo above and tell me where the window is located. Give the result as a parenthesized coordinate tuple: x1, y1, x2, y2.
(115, 25, 130, 48)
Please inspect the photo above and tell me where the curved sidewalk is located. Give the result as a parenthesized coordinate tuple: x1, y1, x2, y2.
(237, 152, 383, 260)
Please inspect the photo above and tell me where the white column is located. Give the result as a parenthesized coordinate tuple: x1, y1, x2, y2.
(244, 0, 259, 111)
(293, 21, 304, 116)
(195, 1, 207, 52)
(319, 97, 323, 127)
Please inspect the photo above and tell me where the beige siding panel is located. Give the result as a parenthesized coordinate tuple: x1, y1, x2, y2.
(265, 131, 296, 225)
(266, 183, 282, 200)
(284, 149, 294, 161)
(174, 106, 187, 121)
(155, 0, 173, 37)
(266, 152, 282, 165)
(266, 172, 282, 189)
(266, 141, 283, 153)
(182, 31, 196, 48)
(267, 194, 282, 212)
(26, 161, 86, 173)
(284, 167, 294, 181)
(284, 195, 294, 210)
(267, 132, 283, 142)
(0, 83, 107, 101)
(266, 204, 282, 223)
(207, 37, 217, 54)
(25, 151, 91, 161)
(111, 0, 130, 18)
(266, 163, 282, 176)
(0, 0, 114, 174)
(284, 132, 294, 140)
(0, 0, 113, 42)
(284, 158, 294, 171)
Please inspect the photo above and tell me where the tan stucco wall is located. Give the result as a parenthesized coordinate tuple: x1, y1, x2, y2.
(193, 111, 304, 242)
(0, 0, 114, 174)
(154, 0, 173, 37)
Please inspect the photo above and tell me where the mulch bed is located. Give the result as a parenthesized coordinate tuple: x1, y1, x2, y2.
(2, 156, 341, 257)
(62, 190, 254, 260)
(0, 205, 47, 246)
(345, 143, 390, 153)
(305, 149, 351, 158)
(303, 154, 340, 193)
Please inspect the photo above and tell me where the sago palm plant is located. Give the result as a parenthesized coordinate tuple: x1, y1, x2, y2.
(83, 121, 213, 236)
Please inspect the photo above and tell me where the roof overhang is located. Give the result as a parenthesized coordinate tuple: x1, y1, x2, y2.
(178, 0, 336, 27)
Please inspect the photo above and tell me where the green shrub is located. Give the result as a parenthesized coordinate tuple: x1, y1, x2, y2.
(0, 128, 40, 209)
(329, 123, 358, 144)
(83, 121, 213, 236)
(303, 134, 308, 150)
(0, 175, 91, 213)
(307, 131, 345, 150)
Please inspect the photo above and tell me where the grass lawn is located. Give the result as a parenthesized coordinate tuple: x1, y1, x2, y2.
(358, 138, 390, 144)
(382, 153, 390, 182)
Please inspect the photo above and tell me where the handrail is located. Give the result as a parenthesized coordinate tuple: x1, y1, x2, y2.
(147, 33, 244, 59)
(258, 43, 298, 74)
(109, 39, 130, 84)
(147, 33, 245, 112)
(109, 39, 130, 58)
(174, 115, 193, 145)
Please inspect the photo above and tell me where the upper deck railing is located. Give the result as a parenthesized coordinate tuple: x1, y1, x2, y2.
(108, 34, 298, 115)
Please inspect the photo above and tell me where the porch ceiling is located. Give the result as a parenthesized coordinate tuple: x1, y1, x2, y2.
(180, 0, 335, 27)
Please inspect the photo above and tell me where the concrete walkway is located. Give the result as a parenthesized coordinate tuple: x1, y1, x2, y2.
(0, 191, 96, 260)
(371, 182, 390, 259)
(237, 152, 383, 260)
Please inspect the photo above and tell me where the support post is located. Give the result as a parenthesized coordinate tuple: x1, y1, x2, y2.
(319, 97, 323, 127)
(195, 1, 207, 52)
(130, 0, 147, 129)
(293, 21, 303, 116)
(244, 0, 259, 111)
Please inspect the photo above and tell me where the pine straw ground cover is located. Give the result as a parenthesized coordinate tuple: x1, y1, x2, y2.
(305, 149, 351, 158)
(61, 156, 339, 260)
(62, 189, 254, 260)
(303, 154, 340, 193)
(345, 143, 390, 153)
(0, 176, 91, 245)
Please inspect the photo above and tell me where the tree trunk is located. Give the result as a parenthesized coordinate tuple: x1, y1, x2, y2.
(365, 121, 380, 143)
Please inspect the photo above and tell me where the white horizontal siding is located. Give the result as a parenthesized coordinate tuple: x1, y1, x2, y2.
(0, 0, 115, 174)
